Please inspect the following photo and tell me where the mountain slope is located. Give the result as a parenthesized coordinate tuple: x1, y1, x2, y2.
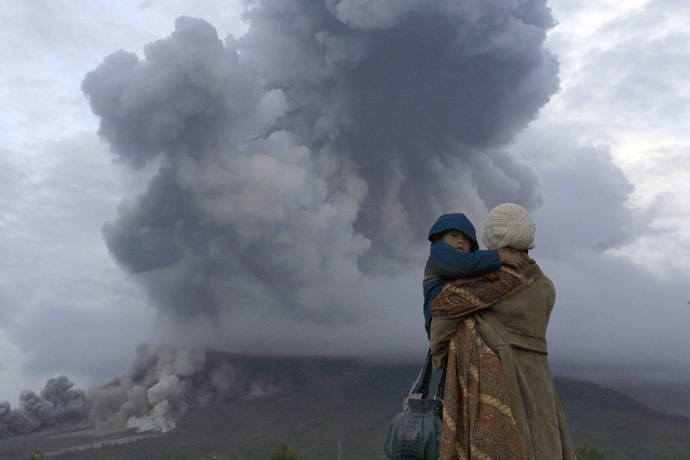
(1, 355, 688, 460)
(556, 378, 690, 460)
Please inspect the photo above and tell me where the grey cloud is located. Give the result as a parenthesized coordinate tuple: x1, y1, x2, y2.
(541, 251, 690, 378)
(0, 134, 160, 390)
(89, 346, 244, 432)
(7, 289, 153, 381)
(0, 151, 23, 201)
(0, 376, 88, 438)
(0, 135, 128, 280)
(557, 0, 690, 139)
(243, 0, 556, 159)
(0, 290, 19, 328)
(82, 2, 558, 346)
(515, 139, 690, 380)
(102, 169, 189, 274)
(240, 0, 558, 253)
(82, 19, 265, 169)
(531, 146, 640, 256)
(613, 144, 690, 277)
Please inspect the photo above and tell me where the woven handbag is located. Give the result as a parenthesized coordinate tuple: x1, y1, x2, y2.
(384, 350, 446, 460)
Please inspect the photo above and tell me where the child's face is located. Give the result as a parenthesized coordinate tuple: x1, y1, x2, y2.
(441, 230, 472, 253)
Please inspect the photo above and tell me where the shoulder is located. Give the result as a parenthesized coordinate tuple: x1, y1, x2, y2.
(533, 271, 556, 304)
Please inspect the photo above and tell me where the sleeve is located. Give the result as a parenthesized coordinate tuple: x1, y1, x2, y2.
(427, 241, 501, 278)
(429, 318, 460, 370)
(422, 243, 501, 339)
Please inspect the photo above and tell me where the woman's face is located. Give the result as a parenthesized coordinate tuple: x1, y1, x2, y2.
(441, 230, 472, 253)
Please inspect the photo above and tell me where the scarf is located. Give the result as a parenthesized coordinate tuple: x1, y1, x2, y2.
(431, 257, 542, 460)
(431, 256, 542, 321)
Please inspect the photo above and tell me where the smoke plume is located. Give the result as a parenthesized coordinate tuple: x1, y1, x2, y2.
(88, 346, 319, 432)
(88, 346, 239, 432)
(82, 1, 558, 350)
(0, 376, 89, 438)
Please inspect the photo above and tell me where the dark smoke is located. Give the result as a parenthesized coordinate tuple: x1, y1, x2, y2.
(82, 1, 558, 349)
(88, 346, 233, 432)
(88, 346, 302, 432)
(0, 376, 89, 438)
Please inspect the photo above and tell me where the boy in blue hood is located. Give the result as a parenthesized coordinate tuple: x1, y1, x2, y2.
(423, 213, 523, 338)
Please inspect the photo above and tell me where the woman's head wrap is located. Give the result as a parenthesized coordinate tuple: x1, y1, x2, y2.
(482, 203, 535, 250)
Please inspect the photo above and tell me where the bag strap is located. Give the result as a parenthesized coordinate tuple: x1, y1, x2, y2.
(405, 349, 447, 413)
(433, 362, 447, 404)
(408, 349, 435, 397)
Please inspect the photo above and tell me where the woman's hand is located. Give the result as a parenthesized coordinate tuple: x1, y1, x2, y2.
(499, 249, 524, 270)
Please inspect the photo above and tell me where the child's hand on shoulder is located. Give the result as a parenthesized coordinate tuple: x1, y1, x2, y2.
(499, 249, 524, 270)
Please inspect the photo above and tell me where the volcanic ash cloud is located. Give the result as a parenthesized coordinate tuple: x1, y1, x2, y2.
(82, 0, 559, 351)
(0, 376, 89, 438)
(88, 346, 238, 432)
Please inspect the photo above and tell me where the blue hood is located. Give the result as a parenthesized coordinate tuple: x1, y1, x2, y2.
(427, 213, 479, 251)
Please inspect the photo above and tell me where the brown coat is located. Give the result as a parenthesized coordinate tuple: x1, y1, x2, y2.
(473, 274, 576, 460)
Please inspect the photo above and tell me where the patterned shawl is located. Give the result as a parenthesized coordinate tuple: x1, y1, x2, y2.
(431, 257, 542, 460)
(431, 257, 542, 321)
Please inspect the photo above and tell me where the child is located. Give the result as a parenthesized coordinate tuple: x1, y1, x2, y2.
(423, 213, 522, 368)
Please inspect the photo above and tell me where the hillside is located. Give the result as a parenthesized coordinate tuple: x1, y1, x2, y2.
(556, 378, 690, 460)
(0, 355, 688, 460)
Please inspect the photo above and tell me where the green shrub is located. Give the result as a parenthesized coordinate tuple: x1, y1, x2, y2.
(269, 441, 300, 460)
(576, 438, 605, 460)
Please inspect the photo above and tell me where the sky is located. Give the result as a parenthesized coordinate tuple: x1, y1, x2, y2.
(1, 0, 689, 408)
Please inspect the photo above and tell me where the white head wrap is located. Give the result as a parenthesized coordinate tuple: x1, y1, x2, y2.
(482, 203, 535, 250)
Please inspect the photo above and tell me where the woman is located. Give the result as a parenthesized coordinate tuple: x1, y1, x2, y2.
(430, 203, 576, 460)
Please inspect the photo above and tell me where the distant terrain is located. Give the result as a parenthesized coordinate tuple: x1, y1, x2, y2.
(0, 354, 688, 460)
(605, 380, 690, 419)
(556, 378, 690, 460)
